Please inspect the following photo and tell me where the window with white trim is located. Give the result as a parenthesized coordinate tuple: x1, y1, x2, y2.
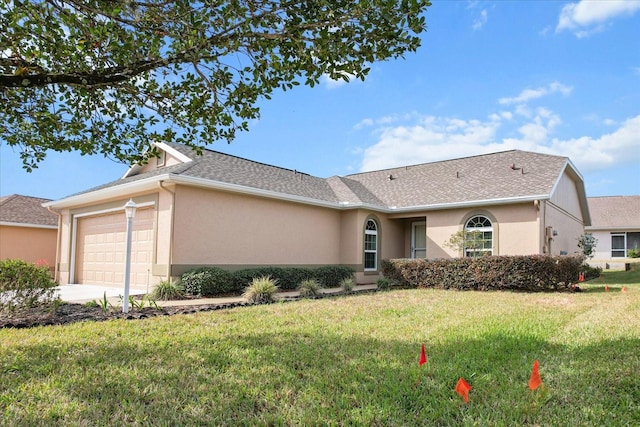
(611, 233, 626, 258)
(464, 215, 493, 257)
(364, 219, 378, 271)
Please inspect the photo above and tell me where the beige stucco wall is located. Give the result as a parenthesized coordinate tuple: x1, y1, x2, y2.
(544, 172, 586, 256)
(0, 225, 57, 266)
(171, 185, 343, 273)
(391, 203, 541, 259)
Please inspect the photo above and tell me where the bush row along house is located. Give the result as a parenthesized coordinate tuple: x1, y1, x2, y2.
(40, 143, 591, 287)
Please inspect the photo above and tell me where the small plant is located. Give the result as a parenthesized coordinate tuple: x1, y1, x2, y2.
(84, 300, 99, 308)
(376, 278, 391, 291)
(152, 280, 185, 301)
(298, 279, 323, 298)
(577, 233, 598, 259)
(94, 291, 110, 313)
(242, 276, 279, 303)
(628, 247, 640, 258)
(340, 277, 355, 294)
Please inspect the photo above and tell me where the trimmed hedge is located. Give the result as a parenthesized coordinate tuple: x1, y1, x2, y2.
(180, 265, 355, 296)
(180, 267, 234, 296)
(381, 255, 584, 292)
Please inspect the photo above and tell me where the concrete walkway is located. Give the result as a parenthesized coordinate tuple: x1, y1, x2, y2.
(56, 283, 379, 307)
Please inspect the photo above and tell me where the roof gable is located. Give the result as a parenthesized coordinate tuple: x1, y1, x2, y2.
(0, 194, 58, 227)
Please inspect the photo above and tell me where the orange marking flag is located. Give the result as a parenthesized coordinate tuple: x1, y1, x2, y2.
(455, 377, 472, 403)
(622, 286, 627, 293)
(528, 360, 543, 391)
(605, 285, 609, 292)
(419, 343, 427, 366)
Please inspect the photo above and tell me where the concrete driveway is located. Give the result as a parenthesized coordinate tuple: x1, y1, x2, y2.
(55, 284, 148, 303)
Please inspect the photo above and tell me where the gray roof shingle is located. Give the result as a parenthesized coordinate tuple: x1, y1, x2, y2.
(587, 196, 640, 229)
(59, 145, 574, 210)
(0, 194, 58, 226)
(343, 150, 568, 207)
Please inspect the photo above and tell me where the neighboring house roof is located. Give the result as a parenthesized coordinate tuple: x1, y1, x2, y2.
(46, 143, 589, 222)
(0, 194, 58, 228)
(586, 196, 640, 230)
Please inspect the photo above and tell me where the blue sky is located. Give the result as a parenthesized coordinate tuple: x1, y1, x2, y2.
(2, 0, 639, 201)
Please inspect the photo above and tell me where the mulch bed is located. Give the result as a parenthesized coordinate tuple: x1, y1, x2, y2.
(0, 290, 379, 329)
(0, 300, 255, 329)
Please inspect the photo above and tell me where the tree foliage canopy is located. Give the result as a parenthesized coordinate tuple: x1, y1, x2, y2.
(1, 0, 430, 170)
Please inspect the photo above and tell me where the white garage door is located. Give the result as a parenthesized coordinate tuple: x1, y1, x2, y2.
(75, 208, 154, 287)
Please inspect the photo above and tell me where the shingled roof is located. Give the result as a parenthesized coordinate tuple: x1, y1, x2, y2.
(50, 143, 582, 213)
(587, 196, 640, 230)
(0, 194, 58, 227)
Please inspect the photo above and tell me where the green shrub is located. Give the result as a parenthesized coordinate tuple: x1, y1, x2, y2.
(0, 259, 58, 315)
(581, 264, 602, 281)
(381, 255, 583, 292)
(152, 280, 185, 301)
(298, 279, 323, 298)
(180, 267, 235, 296)
(628, 248, 640, 258)
(313, 266, 355, 287)
(376, 278, 391, 291)
(340, 277, 355, 294)
(233, 267, 314, 291)
(243, 276, 279, 303)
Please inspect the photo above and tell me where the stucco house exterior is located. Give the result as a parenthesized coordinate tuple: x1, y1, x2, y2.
(0, 194, 59, 268)
(586, 195, 640, 268)
(45, 143, 590, 287)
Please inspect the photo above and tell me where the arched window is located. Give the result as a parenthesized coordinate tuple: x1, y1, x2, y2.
(464, 215, 493, 257)
(364, 219, 378, 271)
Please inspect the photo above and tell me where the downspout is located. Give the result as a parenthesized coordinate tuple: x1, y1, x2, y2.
(159, 180, 175, 282)
(47, 206, 62, 282)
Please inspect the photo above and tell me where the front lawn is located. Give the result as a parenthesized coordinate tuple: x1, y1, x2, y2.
(1, 283, 639, 425)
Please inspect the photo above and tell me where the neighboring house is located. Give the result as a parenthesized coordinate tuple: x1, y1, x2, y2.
(0, 194, 59, 267)
(586, 195, 640, 267)
(45, 143, 590, 286)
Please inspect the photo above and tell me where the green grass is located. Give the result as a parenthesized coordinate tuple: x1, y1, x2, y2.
(2, 281, 640, 425)
(585, 262, 640, 286)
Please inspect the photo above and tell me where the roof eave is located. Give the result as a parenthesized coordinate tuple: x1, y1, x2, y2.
(43, 174, 172, 209)
(0, 221, 58, 229)
(384, 194, 550, 214)
(585, 226, 640, 231)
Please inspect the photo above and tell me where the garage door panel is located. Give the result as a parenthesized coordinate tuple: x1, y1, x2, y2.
(76, 208, 154, 287)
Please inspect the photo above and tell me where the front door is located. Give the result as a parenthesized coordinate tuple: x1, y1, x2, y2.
(412, 222, 426, 258)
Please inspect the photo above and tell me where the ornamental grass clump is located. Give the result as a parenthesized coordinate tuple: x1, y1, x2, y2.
(298, 279, 323, 298)
(151, 280, 185, 301)
(376, 278, 391, 291)
(340, 277, 355, 294)
(243, 276, 279, 303)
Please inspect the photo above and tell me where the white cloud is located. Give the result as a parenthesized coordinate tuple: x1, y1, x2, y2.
(321, 73, 352, 89)
(498, 82, 572, 105)
(472, 10, 488, 31)
(557, 0, 640, 37)
(357, 105, 640, 175)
